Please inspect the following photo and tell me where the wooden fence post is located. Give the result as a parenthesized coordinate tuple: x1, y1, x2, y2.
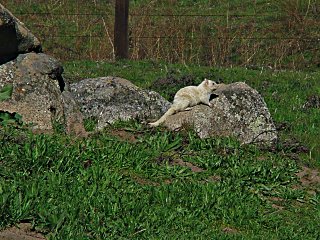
(114, 0, 129, 60)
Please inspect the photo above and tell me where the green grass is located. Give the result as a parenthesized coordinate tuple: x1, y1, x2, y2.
(0, 59, 319, 239)
(1, 1, 319, 238)
(0, 124, 319, 239)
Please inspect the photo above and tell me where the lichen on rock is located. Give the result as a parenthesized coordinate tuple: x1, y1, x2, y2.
(0, 53, 86, 135)
(163, 82, 277, 145)
(70, 77, 171, 129)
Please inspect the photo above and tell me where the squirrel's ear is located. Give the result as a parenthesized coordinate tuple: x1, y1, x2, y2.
(204, 78, 208, 84)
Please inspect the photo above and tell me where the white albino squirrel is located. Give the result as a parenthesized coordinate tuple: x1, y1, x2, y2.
(149, 78, 224, 127)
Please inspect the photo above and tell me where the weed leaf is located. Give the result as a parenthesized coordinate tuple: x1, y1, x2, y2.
(0, 84, 13, 102)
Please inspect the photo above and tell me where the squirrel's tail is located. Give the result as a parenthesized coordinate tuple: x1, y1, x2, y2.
(149, 107, 176, 127)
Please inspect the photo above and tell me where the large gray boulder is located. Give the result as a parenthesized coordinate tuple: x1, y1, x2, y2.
(0, 4, 41, 64)
(0, 52, 86, 135)
(70, 77, 171, 129)
(162, 82, 277, 145)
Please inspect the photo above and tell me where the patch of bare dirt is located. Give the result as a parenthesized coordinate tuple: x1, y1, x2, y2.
(154, 155, 223, 185)
(261, 138, 309, 159)
(171, 159, 205, 173)
(222, 226, 239, 234)
(121, 170, 161, 187)
(199, 175, 221, 185)
(0, 223, 45, 240)
(163, 179, 172, 184)
(268, 197, 285, 210)
(68, 123, 89, 138)
(132, 175, 159, 186)
(271, 203, 285, 210)
(109, 129, 137, 143)
(203, 175, 221, 183)
(155, 154, 205, 173)
(269, 197, 284, 202)
(296, 166, 320, 187)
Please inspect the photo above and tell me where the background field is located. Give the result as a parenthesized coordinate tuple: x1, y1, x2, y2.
(0, 0, 320, 239)
(2, 0, 320, 69)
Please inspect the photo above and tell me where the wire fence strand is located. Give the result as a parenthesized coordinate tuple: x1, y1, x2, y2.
(9, 3, 320, 69)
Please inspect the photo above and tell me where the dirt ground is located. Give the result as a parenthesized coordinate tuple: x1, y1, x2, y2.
(296, 166, 320, 187)
(0, 223, 45, 240)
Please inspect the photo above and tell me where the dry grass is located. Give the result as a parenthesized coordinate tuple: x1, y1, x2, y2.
(2, 0, 320, 69)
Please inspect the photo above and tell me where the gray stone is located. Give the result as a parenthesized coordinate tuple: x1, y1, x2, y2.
(162, 82, 277, 145)
(70, 77, 171, 129)
(62, 90, 88, 136)
(0, 3, 42, 64)
(0, 52, 86, 135)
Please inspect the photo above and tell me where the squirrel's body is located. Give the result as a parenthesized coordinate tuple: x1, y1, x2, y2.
(149, 79, 223, 127)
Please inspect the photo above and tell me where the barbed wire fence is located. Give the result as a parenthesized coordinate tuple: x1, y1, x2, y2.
(12, 2, 320, 69)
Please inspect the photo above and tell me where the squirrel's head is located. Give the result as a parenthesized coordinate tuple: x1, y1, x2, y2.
(202, 78, 218, 91)
(202, 78, 226, 92)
